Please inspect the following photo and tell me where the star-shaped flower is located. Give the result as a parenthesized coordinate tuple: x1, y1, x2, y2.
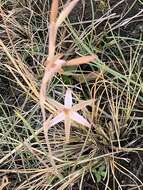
(44, 89, 93, 142)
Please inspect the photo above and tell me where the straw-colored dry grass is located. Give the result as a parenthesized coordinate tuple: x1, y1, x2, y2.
(0, 0, 143, 189)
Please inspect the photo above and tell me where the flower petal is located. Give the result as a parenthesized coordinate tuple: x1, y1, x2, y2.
(47, 112, 65, 128)
(47, 97, 64, 110)
(64, 88, 72, 109)
(72, 99, 93, 112)
(64, 115, 71, 143)
(71, 112, 91, 128)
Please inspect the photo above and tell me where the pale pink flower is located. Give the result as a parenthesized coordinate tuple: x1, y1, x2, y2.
(44, 89, 93, 142)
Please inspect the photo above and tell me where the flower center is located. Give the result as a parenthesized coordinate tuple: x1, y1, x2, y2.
(63, 108, 70, 115)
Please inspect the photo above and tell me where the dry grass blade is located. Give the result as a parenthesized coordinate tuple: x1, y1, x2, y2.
(56, 0, 80, 27)
(0, 176, 9, 190)
(66, 55, 97, 66)
(43, 115, 63, 179)
(57, 170, 82, 190)
(0, 39, 16, 66)
(0, 40, 39, 99)
(0, 169, 54, 174)
(0, 124, 44, 165)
